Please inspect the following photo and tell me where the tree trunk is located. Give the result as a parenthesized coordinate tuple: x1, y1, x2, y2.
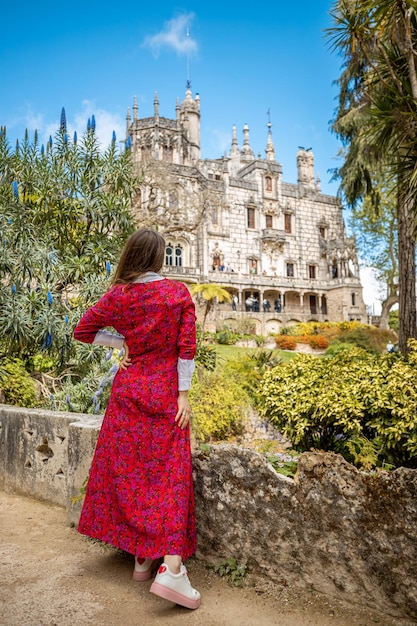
(397, 181, 417, 353)
(379, 293, 399, 330)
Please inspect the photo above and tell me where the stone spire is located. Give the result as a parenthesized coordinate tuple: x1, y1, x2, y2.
(154, 91, 159, 120)
(133, 96, 138, 120)
(229, 125, 240, 158)
(240, 124, 254, 161)
(265, 119, 275, 161)
(126, 107, 131, 133)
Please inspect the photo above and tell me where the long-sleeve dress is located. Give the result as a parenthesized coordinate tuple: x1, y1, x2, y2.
(73, 275, 197, 560)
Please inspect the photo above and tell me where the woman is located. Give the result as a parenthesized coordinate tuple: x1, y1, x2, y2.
(73, 228, 200, 610)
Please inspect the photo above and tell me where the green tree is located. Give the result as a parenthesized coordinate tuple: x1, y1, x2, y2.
(326, 0, 417, 353)
(348, 173, 398, 329)
(0, 109, 138, 364)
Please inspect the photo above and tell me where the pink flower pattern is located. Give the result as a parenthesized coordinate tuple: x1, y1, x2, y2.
(73, 278, 197, 559)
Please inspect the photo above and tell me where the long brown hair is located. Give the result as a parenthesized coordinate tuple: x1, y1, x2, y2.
(111, 228, 166, 285)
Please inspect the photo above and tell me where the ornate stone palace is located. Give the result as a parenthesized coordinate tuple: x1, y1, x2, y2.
(126, 87, 367, 334)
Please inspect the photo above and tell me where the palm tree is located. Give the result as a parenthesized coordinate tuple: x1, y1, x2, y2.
(326, 0, 417, 352)
(190, 283, 232, 331)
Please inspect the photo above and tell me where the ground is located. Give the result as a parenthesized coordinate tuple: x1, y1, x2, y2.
(0, 491, 413, 626)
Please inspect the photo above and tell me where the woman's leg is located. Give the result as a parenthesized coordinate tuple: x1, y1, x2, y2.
(163, 554, 181, 574)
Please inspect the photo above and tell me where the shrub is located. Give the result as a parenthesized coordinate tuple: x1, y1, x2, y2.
(195, 342, 217, 371)
(258, 343, 417, 469)
(274, 336, 297, 350)
(215, 329, 240, 345)
(308, 335, 330, 350)
(259, 348, 376, 454)
(0, 358, 37, 408)
(189, 370, 249, 442)
(221, 349, 282, 407)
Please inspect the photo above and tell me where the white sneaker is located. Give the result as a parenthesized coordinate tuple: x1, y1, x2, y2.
(150, 563, 201, 609)
(133, 557, 154, 582)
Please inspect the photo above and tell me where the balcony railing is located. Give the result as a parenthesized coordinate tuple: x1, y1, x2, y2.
(260, 228, 286, 243)
(163, 265, 200, 276)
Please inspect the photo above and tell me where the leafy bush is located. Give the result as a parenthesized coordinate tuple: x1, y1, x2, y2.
(189, 370, 249, 442)
(221, 349, 282, 407)
(195, 342, 217, 371)
(274, 336, 297, 350)
(0, 358, 38, 407)
(308, 335, 330, 350)
(258, 343, 417, 469)
(215, 329, 240, 345)
(276, 322, 395, 355)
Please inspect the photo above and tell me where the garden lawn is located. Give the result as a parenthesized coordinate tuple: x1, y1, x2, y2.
(214, 344, 296, 365)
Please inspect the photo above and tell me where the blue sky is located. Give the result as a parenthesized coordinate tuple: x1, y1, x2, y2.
(0, 0, 382, 311)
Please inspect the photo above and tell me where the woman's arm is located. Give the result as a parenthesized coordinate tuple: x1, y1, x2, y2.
(73, 289, 122, 346)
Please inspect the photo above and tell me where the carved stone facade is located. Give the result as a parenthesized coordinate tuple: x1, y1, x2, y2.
(126, 89, 367, 333)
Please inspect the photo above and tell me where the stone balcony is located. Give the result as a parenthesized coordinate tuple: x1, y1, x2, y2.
(260, 228, 286, 244)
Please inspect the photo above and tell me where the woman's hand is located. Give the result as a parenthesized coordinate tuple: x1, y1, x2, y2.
(175, 391, 192, 429)
(119, 342, 132, 370)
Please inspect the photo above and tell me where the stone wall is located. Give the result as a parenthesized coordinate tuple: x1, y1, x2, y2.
(193, 445, 417, 621)
(1, 404, 416, 621)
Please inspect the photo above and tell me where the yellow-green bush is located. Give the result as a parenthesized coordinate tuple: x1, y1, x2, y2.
(0, 358, 37, 408)
(277, 321, 396, 355)
(258, 343, 417, 469)
(189, 369, 250, 442)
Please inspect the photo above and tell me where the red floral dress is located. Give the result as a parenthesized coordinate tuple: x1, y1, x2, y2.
(73, 278, 197, 560)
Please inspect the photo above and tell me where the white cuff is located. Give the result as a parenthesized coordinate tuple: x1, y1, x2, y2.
(178, 358, 195, 391)
(92, 330, 125, 349)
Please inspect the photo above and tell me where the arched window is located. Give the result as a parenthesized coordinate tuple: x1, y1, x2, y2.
(265, 176, 272, 192)
(175, 244, 183, 267)
(165, 243, 173, 266)
(351, 292, 356, 306)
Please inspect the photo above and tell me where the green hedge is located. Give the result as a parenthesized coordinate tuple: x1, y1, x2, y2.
(258, 340, 417, 469)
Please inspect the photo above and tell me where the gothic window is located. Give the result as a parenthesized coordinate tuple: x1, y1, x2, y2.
(163, 145, 173, 162)
(309, 265, 316, 279)
(175, 244, 183, 267)
(166, 242, 185, 266)
(351, 292, 356, 306)
(286, 262, 294, 277)
(265, 176, 272, 192)
(168, 191, 178, 210)
(265, 214, 273, 228)
(284, 213, 292, 234)
(165, 244, 173, 266)
(319, 226, 326, 238)
(247, 207, 255, 229)
(249, 259, 258, 274)
(213, 254, 221, 269)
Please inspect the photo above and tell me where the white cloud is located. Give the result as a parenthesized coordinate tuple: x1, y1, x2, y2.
(360, 266, 384, 315)
(24, 101, 126, 150)
(142, 13, 198, 58)
(72, 100, 125, 148)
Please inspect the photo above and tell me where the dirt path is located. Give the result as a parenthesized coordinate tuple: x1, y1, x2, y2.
(0, 491, 410, 626)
